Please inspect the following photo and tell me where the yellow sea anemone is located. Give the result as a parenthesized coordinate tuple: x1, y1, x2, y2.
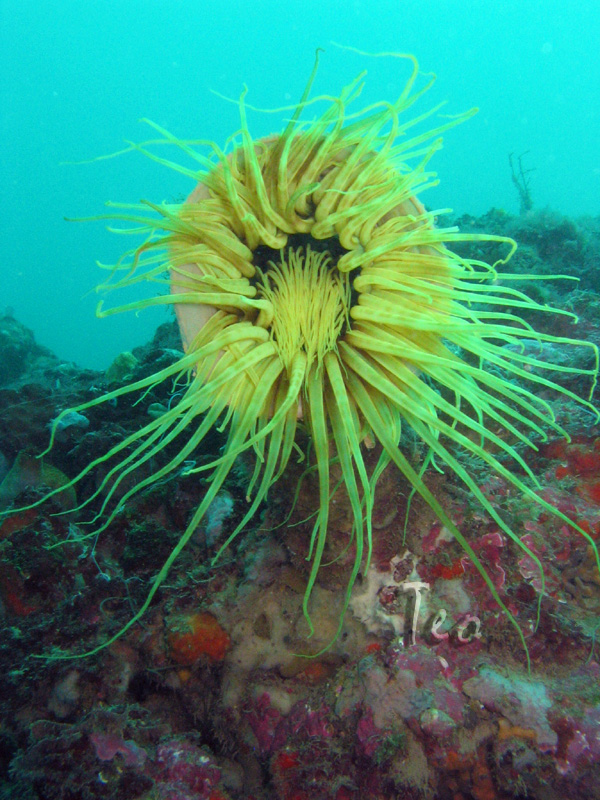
(19, 51, 600, 664)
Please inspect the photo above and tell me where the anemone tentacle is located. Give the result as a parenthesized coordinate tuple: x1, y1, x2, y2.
(7, 52, 599, 663)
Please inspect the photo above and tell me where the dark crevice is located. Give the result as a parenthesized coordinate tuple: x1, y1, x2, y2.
(249, 232, 361, 334)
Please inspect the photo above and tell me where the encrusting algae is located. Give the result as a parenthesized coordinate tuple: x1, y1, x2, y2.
(4, 48, 600, 666)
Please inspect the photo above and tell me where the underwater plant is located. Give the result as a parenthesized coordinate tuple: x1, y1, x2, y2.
(10, 50, 600, 665)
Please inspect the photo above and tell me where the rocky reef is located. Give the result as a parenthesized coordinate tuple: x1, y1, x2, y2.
(1, 209, 600, 799)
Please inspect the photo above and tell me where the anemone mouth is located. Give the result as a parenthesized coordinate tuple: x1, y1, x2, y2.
(254, 244, 351, 371)
(17, 52, 600, 662)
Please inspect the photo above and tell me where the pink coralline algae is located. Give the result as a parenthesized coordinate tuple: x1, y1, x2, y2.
(461, 530, 507, 606)
(90, 731, 225, 800)
(154, 740, 223, 799)
(353, 646, 472, 732)
(244, 692, 334, 757)
(555, 707, 600, 775)
(355, 708, 384, 758)
(518, 531, 561, 594)
(90, 731, 147, 768)
(244, 692, 284, 755)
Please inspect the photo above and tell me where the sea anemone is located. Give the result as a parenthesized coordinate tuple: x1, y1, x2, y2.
(16, 50, 600, 664)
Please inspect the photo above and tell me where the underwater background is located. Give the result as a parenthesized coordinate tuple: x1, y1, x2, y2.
(3, 3, 600, 799)
(2, 0, 599, 370)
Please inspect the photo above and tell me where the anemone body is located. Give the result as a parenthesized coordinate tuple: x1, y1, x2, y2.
(37, 53, 599, 661)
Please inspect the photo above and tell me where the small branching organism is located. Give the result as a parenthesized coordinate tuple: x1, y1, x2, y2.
(509, 151, 535, 214)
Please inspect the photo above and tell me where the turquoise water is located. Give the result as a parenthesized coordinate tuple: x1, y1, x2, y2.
(2, 0, 599, 369)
